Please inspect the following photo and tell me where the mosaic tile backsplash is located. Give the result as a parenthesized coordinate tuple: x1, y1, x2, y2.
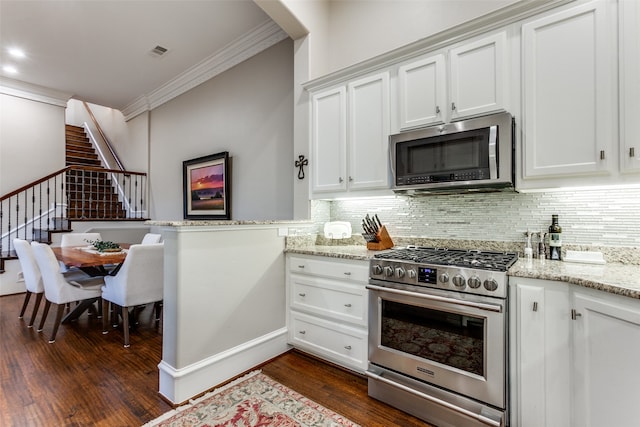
(311, 187, 640, 248)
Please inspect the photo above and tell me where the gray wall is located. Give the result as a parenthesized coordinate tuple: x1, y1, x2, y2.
(148, 39, 294, 221)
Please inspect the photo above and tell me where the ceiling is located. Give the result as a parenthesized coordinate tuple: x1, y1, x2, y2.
(0, 0, 283, 111)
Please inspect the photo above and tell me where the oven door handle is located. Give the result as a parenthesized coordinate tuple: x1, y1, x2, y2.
(366, 284, 503, 313)
(365, 370, 502, 427)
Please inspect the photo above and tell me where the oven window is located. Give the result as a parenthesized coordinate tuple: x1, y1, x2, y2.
(381, 300, 484, 376)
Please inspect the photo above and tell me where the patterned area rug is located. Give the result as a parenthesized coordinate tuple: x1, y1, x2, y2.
(142, 371, 361, 427)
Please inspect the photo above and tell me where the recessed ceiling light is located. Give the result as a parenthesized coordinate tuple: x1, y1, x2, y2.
(8, 48, 25, 59)
(3, 65, 18, 74)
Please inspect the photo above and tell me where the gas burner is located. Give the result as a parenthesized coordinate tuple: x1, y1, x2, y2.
(375, 246, 518, 272)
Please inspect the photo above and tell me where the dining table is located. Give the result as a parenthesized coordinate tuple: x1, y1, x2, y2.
(52, 243, 130, 323)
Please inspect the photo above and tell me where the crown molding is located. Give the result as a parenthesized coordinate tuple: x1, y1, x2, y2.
(0, 77, 72, 107)
(123, 20, 288, 121)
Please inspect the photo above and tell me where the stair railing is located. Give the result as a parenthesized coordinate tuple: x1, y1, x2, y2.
(82, 101, 125, 171)
(0, 166, 147, 258)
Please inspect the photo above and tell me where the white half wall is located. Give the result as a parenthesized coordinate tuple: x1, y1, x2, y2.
(148, 39, 294, 221)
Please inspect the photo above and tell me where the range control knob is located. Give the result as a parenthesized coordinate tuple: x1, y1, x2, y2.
(407, 269, 417, 279)
(372, 265, 383, 275)
(384, 266, 394, 277)
(452, 275, 466, 288)
(439, 273, 449, 284)
(484, 278, 499, 292)
(395, 267, 406, 278)
(468, 276, 482, 289)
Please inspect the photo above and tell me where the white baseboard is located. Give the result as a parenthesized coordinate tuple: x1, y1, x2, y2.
(158, 327, 290, 405)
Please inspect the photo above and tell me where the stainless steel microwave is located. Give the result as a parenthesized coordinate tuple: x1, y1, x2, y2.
(390, 112, 515, 194)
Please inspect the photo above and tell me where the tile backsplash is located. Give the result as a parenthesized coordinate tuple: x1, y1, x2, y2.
(312, 187, 640, 248)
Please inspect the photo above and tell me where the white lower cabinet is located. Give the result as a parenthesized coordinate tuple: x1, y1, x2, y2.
(286, 254, 369, 372)
(510, 277, 640, 427)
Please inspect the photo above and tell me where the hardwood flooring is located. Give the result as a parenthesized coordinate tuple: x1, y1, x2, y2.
(1, 292, 428, 426)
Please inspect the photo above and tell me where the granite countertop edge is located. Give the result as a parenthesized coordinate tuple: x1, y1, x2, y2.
(286, 245, 640, 300)
(146, 220, 313, 227)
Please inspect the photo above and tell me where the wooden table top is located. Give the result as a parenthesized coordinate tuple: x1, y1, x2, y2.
(52, 244, 130, 268)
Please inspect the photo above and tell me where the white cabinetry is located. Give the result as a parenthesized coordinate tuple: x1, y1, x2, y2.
(310, 72, 390, 196)
(520, 0, 616, 184)
(510, 278, 571, 427)
(510, 277, 640, 426)
(286, 254, 369, 372)
(572, 289, 640, 427)
(619, 0, 640, 172)
(397, 31, 508, 130)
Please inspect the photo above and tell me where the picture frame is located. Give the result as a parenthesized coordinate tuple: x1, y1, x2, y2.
(183, 151, 230, 220)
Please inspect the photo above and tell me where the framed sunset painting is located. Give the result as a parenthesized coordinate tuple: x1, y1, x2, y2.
(183, 151, 230, 219)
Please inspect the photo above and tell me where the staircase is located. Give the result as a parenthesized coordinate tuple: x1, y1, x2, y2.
(64, 125, 126, 220)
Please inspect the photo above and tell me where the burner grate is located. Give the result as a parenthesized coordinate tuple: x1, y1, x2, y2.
(374, 247, 518, 272)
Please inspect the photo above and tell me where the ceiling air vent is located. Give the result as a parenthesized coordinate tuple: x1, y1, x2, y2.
(149, 45, 169, 57)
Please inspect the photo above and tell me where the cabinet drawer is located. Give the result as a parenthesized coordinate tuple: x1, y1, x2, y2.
(289, 312, 367, 372)
(289, 255, 369, 282)
(290, 275, 367, 326)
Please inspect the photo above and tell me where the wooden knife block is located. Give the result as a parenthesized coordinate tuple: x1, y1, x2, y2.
(367, 225, 394, 250)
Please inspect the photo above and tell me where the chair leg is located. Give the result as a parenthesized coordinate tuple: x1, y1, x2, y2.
(102, 299, 110, 334)
(49, 304, 66, 343)
(154, 301, 163, 327)
(28, 293, 44, 328)
(19, 291, 32, 319)
(37, 300, 51, 332)
(122, 306, 130, 348)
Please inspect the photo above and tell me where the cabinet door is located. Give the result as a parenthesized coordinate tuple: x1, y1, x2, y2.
(398, 54, 446, 129)
(511, 280, 571, 427)
(572, 291, 640, 427)
(348, 72, 390, 190)
(522, 1, 615, 179)
(620, 0, 640, 172)
(311, 87, 347, 193)
(449, 32, 507, 120)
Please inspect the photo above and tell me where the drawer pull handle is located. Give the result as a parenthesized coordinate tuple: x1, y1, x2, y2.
(344, 345, 352, 350)
(532, 302, 538, 312)
(344, 272, 351, 276)
(299, 330, 306, 335)
(344, 303, 352, 308)
(297, 265, 305, 269)
(298, 293, 306, 297)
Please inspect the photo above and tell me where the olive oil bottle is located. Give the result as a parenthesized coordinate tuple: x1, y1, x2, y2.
(548, 214, 562, 260)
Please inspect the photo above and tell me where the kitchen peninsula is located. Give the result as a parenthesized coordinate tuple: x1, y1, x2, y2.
(146, 220, 311, 405)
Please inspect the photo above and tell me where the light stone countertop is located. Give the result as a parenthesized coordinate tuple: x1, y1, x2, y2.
(285, 244, 640, 300)
(146, 219, 312, 227)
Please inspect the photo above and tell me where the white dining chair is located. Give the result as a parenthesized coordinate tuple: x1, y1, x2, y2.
(141, 233, 162, 244)
(101, 243, 164, 347)
(31, 242, 104, 343)
(13, 239, 45, 327)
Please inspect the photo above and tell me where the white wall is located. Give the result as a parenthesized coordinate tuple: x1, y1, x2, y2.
(148, 39, 294, 221)
(0, 94, 65, 193)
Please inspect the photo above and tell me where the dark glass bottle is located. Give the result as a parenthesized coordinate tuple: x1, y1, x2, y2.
(548, 214, 562, 260)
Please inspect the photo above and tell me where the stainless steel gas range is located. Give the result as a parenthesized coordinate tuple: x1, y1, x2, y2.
(366, 246, 518, 427)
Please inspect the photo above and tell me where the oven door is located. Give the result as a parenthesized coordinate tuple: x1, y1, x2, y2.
(367, 281, 506, 409)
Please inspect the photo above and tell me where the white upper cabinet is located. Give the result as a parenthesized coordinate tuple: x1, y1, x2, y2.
(397, 54, 447, 129)
(619, 0, 640, 172)
(449, 32, 508, 120)
(311, 72, 390, 197)
(521, 0, 616, 182)
(396, 31, 508, 131)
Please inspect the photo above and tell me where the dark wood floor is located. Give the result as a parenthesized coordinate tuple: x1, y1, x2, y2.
(0, 292, 428, 426)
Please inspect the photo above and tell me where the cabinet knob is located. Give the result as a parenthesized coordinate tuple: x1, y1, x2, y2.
(571, 309, 582, 320)
(532, 301, 538, 312)
(297, 265, 305, 269)
(344, 345, 352, 350)
(343, 271, 351, 276)
(630, 147, 636, 158)
(436, 105, 441, 114)
(600, 150, 606, 160)
(344, 303, 352, 308)
(338, 177, 344, 183)
(451, 102, 457, 111)
(348, 176, 353, 182)
(298, 293, 306, 297)
(299, 330, 306, 335)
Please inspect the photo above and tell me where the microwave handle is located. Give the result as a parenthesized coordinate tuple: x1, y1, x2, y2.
(488, 124, 498, 179)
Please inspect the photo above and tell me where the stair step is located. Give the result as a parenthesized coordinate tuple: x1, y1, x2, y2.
(66, 144, 94, 153)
